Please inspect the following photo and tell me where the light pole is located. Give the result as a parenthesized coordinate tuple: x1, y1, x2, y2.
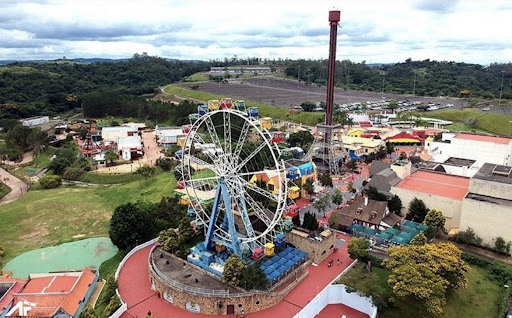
(499, 71, 505, 108)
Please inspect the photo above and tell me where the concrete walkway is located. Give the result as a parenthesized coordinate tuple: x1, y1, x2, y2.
(0, 167, 29, 205)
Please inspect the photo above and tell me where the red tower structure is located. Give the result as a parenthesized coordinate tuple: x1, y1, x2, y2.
(326, 10, 340, 125)
(306, 10, 346, 174)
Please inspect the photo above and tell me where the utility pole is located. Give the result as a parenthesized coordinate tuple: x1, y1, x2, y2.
(499, 71, 505, 108)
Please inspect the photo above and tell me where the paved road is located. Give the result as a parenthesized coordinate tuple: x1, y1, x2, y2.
(0, 167, 29, 205)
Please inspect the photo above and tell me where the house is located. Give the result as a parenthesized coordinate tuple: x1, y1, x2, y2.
(210, 66, 272, 75)
(341, 135, 385, 157)
(335, 196, 401, 231)
(459, 163, 512, 245)
(249, 171, 282, 195)
(117, 136, 143, 160)
(364, 168, 402, 197)
(0, 278, 27, 318)
(3, 268, 97, 318)
(391, 170, 470, 232)
(155, 127, 185, 148)
(101, 126, 138, 142)
(92, 153, 107, 168)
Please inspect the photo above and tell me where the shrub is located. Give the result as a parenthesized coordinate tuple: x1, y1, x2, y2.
(39, 175, 62, 189)
(103, 295, 121, 317)
(62, 167, 85, 181)
(156, 157, 174, 171)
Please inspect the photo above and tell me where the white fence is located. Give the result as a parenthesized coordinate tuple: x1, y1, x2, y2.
(293, 260, 378, 318)
(110, 238, 158, 318)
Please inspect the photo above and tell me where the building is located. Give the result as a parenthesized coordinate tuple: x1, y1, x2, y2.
(249, 170, 282, 195)
(342, 135, 385, 158)
(101, 126, 138, 142)
(459, 163, 512, 245)
(426, 132, 512, 172)
(0, 278, 27, 318)
(210, 66, 272, 75)
(335, 196, 401, 230)
(117, 136, 143, 160)
(20, 116, 49, 127)
(155, 127, 184, 148)
(385, 131, 423, 147)
(2, 268, 97, 318)
(391, 170, 470, 231)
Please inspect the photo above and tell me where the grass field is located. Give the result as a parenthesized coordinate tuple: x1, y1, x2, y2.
(338, 262, 501, 318)
(0, 172, 176, 265)
(183, 72, 210, 82)
(0, 182, 11, 199)
(79, 167, 164, 184)
(163, 84, 324, 126)
(429, 108, 512, 137)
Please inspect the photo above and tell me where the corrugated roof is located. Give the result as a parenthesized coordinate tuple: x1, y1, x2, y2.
(339, 197, 388, 225)
(394, 170, 469, 200)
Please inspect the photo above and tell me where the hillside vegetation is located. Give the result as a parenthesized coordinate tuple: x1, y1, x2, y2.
(429, 109, 512, 137)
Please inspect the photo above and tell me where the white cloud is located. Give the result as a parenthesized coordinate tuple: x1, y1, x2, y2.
(0, 0, 510, 64)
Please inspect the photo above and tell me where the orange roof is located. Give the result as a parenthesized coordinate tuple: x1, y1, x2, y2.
(10, 268, 96, 317)
(455, 133, 511, 144)
(62, 268, 97, 315)
(395, 170, 469, 200)
(0, 278, 27, 310)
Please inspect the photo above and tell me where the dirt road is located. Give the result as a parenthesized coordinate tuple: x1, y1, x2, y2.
(0, 167, 29, 205)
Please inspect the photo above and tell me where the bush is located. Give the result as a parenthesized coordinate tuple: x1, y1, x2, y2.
(62, 167, 85, 180)
(156, 157, 174, 171)
(39, 175, 62, 189)
(498, 281, 512, 318)
(494, 237, 511, 256)
(489, 263, 512, 284)
(461, 252, 490, 268)
(103, 295, 121, 317)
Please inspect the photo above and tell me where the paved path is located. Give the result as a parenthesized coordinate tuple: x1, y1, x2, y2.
(3, 150, 34, 166)
(118, 234, 355, 318)
(0, 167, 28, 205)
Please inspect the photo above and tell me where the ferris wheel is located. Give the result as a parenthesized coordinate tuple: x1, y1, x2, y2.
(181, 101, 287, 256)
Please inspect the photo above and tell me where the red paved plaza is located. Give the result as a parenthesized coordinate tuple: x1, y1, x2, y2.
(118, 234, 365, 318)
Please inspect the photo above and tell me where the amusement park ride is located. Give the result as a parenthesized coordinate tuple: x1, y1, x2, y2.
(172, 9, 344, 280)
(175, 97, 295, 276)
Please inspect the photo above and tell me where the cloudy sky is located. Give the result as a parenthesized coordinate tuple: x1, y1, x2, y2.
(0, 0, 511, 64)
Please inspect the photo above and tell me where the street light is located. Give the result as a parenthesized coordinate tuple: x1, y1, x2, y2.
(499, 71, 505, 108)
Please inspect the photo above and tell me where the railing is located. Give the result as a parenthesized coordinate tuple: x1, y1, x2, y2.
(115, 238, 158, 280)
(149, 245, 310, 298)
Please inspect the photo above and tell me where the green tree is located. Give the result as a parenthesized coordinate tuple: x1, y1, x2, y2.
(313, 193, 331, 217)
(39, 175, 62, 189)
(494, 237, 511, 256)
(103, 295, 121, 317)
(347, 237, 371, 260)
(347, 180, 356, 193)
(408, 198, 428, 223)
(387, 195, 403, 216)
(332, 188, 344, 206)
(109, 202, 156, 250)
(383, 242, 470, 317)
(136, 164, 156, 184)
(328, 210, 341, 229)
(292, 214, 301, 227)
(319, 172, 333, 187)
(100, 275, 118, 304)
(423, 209, 446, 233)
(345, 159, 357, 170)
(179, 217, 195, 242)
(303, 179, 315, 199)
(240, 263, 269, 290)
(287, 130, 314, 151)
(105, 150, 118, 165)
(365, 186, 387, 201)
(156, 157, 174, 171)
(410, 232, 428, 245)
(454, 227, 483, 246)
(385, 142, 394, 154)
(399, 152, 408, 160)
(222, 254, 246, 288)
(333, 110, 354, 127)
(302, 211, 319, 231)
(79, 306, 98, 318)
(300, 101, 316, 112)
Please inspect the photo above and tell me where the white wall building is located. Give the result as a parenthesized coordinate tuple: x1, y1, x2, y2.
(101, 126, 138, 142)
(459, 163, 512, 245)
(117, 136, 143, 160)
(426, 133, 512, 174)
(20, 116, 49, 127)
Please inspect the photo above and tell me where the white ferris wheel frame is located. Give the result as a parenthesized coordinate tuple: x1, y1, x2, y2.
(182, 108, 287, 246)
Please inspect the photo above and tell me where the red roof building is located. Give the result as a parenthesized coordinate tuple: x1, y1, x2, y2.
(4, 268, 97, 318)
(385, 131, 423, 145)
(454, 133, 511, 145)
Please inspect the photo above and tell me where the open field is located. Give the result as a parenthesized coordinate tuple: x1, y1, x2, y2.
(180, 77, 466, 109)
(0, 172, 176, 265)
(339, 262, 501, 318)
(163, 84, 324, 126)
(429, 108, 512, 137)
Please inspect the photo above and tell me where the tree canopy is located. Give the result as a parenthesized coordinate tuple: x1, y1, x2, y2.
(383, 242, 469, 317)
(222, 254, 245, 288)
(408, 198, 428, 223)
(109, 202, 156, 250)
(423, 209, 446, 233)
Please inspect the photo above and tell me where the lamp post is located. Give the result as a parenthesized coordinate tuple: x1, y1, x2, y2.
(499, 71, 505, 108)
